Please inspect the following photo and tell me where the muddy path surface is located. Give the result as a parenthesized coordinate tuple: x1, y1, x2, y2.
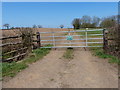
(3, 48, 118, 88)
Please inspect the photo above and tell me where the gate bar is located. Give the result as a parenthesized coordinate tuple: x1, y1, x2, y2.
(40, 46, 103, 48)
(41, 38, 103, 42)
(40, 34, 103, 38)
(41, 42, 103, 45)
(39, 29, 103, 34)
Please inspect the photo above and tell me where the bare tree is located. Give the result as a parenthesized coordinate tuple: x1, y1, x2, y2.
(33, 25, 37, 28)
(81, 15, 91, 24)
(3, 24, 10, 29)
(11, 27, 15, 29)
(92, 16, 100, 27)
(100, 16, 117, 28)
(72, 18, 81, 29)
(38, 25, 42, 28)
(59, 25, 64, 28)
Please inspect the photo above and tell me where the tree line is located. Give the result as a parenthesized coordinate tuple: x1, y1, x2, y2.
(72, 15, 118, 29)
(2, 15, 118, 30)
(2, 24, 65, 29)
(2, 24, 43, 29)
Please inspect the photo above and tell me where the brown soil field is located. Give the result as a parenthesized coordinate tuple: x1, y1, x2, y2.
(1, 28, 73, 52)
(2, 28, 71, 37)
(2, 28, 70, 41)
(1, 28, 71, 47)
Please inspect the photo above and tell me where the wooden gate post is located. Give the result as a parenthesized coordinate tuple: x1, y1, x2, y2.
(103, 29, 108, 52)
(36, 32, 41, 48)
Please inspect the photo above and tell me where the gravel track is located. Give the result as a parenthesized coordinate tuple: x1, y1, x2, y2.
(3, 48, 118, 88)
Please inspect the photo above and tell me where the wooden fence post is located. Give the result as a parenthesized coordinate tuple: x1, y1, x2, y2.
(118, 25, 120, 59)
(36, 32, 41, 48)
(103, 29, 108, 52)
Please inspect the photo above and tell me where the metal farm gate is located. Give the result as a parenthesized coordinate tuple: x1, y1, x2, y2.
(37, 29, 104, 48)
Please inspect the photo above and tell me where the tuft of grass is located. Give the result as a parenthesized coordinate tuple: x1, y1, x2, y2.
(64, 33, 68, 35)
(2, 62, 28, 77)
(63, 48, 74, 60)
(2, 45, 51, 77)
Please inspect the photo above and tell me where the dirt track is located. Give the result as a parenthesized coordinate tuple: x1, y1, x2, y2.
(3, 48, 118, 88)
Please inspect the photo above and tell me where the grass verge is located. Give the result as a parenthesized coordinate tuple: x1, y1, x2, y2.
(2, 46, 51, 77)
(90, 47, 120, 65)
(63, 48, 74, 60)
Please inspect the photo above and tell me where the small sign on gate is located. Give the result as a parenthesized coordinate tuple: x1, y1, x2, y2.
(66, 35, 73, 40)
